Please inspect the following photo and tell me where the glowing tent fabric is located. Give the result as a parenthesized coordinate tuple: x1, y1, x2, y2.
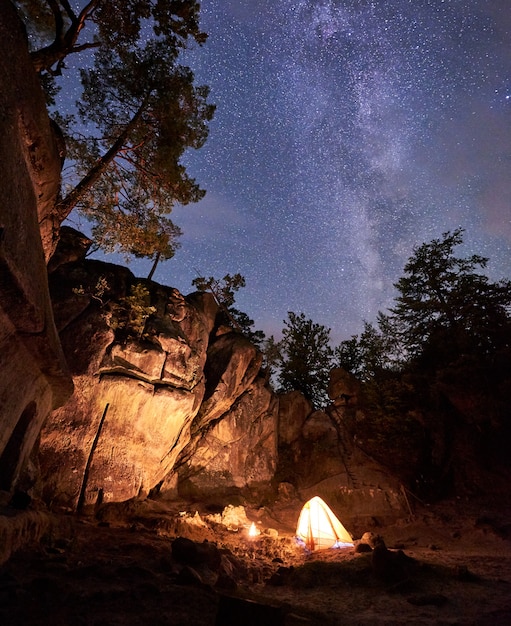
(296, 496, 353, 551)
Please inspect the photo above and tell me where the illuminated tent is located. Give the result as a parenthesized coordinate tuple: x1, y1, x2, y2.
(296, 496, 353, 551)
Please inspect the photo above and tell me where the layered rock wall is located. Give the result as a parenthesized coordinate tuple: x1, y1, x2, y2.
(38, 255, 278, 511)
(0, 2, 72, 493)
(177, 376, 278, 500)
(39, 261, 220, 508)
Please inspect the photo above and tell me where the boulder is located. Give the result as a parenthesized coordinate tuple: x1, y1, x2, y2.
(194, 332, 263, 429)
(328, 367, 361, 405)
(357, 532, 385, 550)
(172, 537, 221, 570)
(215, 595, 285, 626)
(278, 391, 313, 445)
(302, 411, 337, 441)
(47, 226, 92, 273)
(372, 544, 413, 582)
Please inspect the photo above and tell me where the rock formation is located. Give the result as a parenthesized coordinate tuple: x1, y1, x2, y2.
(38, 257, 277, 510)
(0, 2, 72, 495)
(276, 371, 406, 533)
(39, 258, 217, 508)
(0, 5, 406, 528)
(37, 247, 407, 526)
(278, 391, 312, 445)
(177, 376, 278, 500)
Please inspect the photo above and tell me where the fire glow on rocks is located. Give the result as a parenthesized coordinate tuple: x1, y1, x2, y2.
(248, 522, 259, 538)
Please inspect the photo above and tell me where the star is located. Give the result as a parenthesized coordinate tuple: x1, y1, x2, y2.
(91, 0, 511, 345)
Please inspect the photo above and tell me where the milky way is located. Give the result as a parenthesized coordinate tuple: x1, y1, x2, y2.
(126, 0, 511, 343)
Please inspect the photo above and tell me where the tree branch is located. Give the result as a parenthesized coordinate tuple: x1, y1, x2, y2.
(47, 0, 64, 42)
(69, 41, 100, 54)
(57, 99, 149, 220)
(58, 0, 78, 23)
(30, 0, 101, 72)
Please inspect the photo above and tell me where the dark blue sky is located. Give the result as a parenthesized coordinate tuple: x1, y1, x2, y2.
(83, 0, 511, 344)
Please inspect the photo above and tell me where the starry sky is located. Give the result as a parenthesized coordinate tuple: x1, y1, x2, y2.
(93, 0, 511, 344)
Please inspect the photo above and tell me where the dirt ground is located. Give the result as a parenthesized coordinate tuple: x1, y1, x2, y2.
(0, 495, 510, 625)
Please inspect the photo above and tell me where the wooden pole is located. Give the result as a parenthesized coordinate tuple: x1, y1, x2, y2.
(77, 403, 109, 515)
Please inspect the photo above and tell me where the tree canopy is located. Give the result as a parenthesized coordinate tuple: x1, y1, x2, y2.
(16, 0, 214, 268)
(192, 273, 266, 347)
(338, 229, 511, 376)
(277, 312, 334, 409)
(335, 229, 511, 494)
(391, 228, 511, 364)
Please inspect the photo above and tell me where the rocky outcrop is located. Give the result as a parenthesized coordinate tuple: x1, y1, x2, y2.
(32, 239, 406, 521)
(0, 2, 73, 494)
(328, 367, 361, 406)
(195, 332, 263, 429)
(38, 260, 217, 508)
(276, 381, 407, 531)
(38, 259, 273, 509)
(47, 225, 92, 273)
(176, 376, 278, 500)
(278, 391, 312, 445)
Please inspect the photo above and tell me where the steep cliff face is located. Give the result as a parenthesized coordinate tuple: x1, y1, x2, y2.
(0, 3, 72, 494)
(39, 260, 213, 507)
(38, 259, 272, 509)
(177, 376, 279, 501)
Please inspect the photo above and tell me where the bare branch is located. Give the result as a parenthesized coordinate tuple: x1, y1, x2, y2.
(70, 42, 100, 54)
(58, 0, 78, 23)
(31, 0, 101, 72)
(47, 0, 64, 41)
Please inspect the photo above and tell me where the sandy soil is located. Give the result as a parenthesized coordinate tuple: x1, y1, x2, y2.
(0, 496, 510, 625)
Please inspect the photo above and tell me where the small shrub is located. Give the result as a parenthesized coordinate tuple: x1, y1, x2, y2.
(108, 283, 156, 340)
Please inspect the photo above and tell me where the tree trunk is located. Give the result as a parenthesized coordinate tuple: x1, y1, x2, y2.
(147, 252, 161, 281)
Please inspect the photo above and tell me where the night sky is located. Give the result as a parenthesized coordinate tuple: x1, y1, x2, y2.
(92, 0, 511, 344)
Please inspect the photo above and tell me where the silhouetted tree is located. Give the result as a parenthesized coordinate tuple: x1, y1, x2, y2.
(277, 312, 334, 409)
(339, 229, 511, 377)
(335, 229, 511, 493)
(335, 315, 402, 381)
(192, 273, 265, 346)
(391, 228, 511, 366)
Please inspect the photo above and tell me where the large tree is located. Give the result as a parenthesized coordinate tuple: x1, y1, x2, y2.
(338, 229, 511, 375)
(391, 228, 511, 365)
(15, 0, 214, 270)
(336, 230, 511, 493)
